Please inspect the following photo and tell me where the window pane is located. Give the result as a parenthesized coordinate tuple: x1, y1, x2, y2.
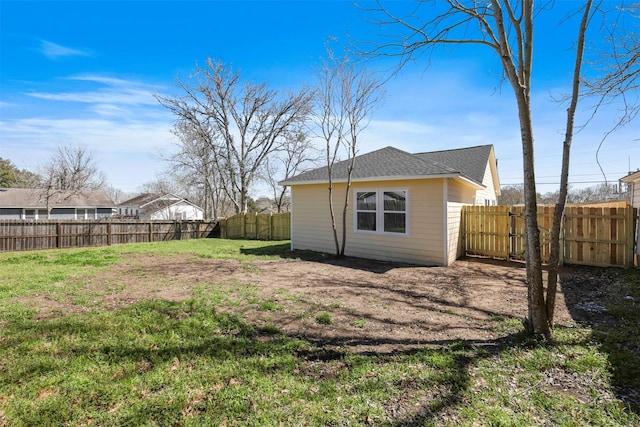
(357, 192, 377, 211)
(384, 213, 406, 233)
(357, 212, 376, 231)
(383, 191, 406, 211)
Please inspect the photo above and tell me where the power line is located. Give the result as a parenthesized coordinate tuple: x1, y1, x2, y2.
(501, 180, 628, 186)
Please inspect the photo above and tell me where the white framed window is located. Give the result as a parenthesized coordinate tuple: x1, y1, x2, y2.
(356, 191, 377, 232)
(355, 189, 409, 236)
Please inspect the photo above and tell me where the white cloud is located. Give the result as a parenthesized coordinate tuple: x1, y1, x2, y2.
(0, 115, 177, 193)
(40, 40, 91, 60)
(26, 75, 161, 108)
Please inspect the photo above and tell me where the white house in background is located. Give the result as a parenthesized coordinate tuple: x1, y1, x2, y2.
(118, 193, 204, 220)
(0, 188, 116, 220)
(620, 170, 640, 259)
(280, 144, 500, 266)
(621, 170, 640, 210)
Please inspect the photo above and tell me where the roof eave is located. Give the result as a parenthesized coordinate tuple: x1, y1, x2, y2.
(621, 170, 640, 183)
(281, 173, 484, 189)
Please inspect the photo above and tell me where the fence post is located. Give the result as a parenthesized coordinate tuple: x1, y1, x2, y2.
(255, 213, 259, 239)
(461, 206, 466, 255)
(625, 207, 636, 268)
(107, 222, 112, 246)
(148, 222, 153, 242)
(56, 222, 62, 248)
(559, 212, 565, 266)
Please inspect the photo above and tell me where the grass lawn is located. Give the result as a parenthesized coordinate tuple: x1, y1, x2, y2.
(0, 239, 638, 426)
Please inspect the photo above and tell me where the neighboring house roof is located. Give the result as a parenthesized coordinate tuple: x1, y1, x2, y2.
(118, 193, 161, 208)
(621, 169, 640, 183)
(118, 193, 202, 216)
(0, 188, 115, 208)
(280, 145, 495, 189)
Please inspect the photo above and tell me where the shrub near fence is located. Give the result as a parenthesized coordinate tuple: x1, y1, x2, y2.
(219, 212, 290, 240)
(0, 220, 219, 252)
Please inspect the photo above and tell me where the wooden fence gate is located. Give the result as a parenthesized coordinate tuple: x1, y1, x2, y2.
(463, 205, 637, 268)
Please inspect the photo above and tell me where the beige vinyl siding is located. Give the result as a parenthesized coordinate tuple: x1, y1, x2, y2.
(291, 179, 446, 265)
(630, 180, 640, 256)
(446, 202, 466, 265)
(447, 179, 476, 204)
(631, 181, 640, 210)
(475, 161, 498, 205)
(290, 184, 340, 255)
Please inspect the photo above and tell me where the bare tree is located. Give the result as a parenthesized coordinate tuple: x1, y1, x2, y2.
(587, 2, 639, 126)
(39, 145, 106, 218)
(316, 51, 383, 257)
(497, 185, 525, 205)
(363, 0, 599, 338)
(157, 58, 313, 214)
(166, 121, 231, 219)
(262, 130, 320, 213)
(41, 145, 105, 192)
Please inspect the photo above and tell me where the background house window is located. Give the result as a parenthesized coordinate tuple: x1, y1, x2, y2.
(356, 191, 377, 231)
(355, 189, 408, 235)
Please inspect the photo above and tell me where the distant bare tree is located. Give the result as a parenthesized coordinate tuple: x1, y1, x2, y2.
(497, 185, 525, 205)
(41, 145, 105, 192)
(157, 58, 313, 214)
(39, 145, 106, 218)
(568, 183, 629, 203)
(262, 130, 320, 213)
(166, 121, 231, 219)
(316, 51, 383, 257)
(139, 178, 181, 196)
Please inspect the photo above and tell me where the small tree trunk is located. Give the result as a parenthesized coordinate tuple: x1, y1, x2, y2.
(516, 86, 551, 339)
(546, 0, 592, 330)
(340, 181, 351, 257)
(328, 183, 341, 256)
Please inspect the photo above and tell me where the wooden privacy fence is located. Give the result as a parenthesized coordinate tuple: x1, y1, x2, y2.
(219, 212, 290, 240)
(463, 205, 637, 268)
(0, 220, 219, 252)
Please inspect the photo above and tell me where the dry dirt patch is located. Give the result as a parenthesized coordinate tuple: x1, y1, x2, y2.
(27, 254, 576, 353)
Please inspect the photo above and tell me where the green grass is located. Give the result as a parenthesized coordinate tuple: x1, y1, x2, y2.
(315, 312, 333, 325)
(0, 239, 638, 426)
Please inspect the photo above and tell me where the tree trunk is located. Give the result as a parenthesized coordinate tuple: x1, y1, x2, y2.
(515, 87, 551, 338)
(546, 0, 592, 330)
(340, 180, 351, 257)
(328, 183, 341, 256)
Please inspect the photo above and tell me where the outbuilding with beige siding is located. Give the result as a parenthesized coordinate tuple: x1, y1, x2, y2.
(280, 145, 500, 266)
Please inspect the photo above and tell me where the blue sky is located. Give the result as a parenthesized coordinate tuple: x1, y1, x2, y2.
(1, 0, 637, 195)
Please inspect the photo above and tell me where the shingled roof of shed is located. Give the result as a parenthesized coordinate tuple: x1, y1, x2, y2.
(281, 145, 493, 186)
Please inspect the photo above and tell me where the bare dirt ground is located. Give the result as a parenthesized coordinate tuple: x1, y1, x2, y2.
(29, 252, 590, 354)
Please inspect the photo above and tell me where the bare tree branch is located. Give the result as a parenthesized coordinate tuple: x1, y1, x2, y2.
(157, 58, 313, 214)
(316, 50, 384, 257)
